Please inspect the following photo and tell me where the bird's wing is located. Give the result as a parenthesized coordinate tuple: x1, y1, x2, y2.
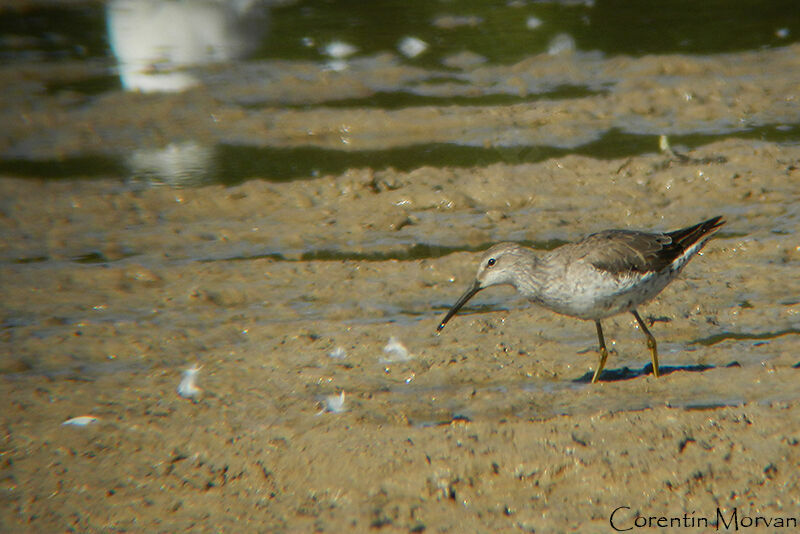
(575, 230, 675, 274)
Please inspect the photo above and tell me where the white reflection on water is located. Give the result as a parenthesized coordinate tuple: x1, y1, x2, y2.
(126, 141, 214, 187)
(106, 1, 283, 184)
(107, 0, 270, 93)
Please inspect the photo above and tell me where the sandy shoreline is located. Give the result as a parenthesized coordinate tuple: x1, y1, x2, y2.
(3, 137, 800, 531)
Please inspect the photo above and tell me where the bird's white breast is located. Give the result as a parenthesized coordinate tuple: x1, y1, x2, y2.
(526, 261, 676, 320)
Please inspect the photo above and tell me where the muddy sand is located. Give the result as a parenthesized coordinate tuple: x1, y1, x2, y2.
(2, 137, 799, 532)
(2, 42, 800, 532)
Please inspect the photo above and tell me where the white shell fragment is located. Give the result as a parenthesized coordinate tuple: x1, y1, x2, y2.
(318, 391, 347, 415)
(323, 40, 358, 59)
(328, 347, 347, 359)
(526, 16, 543, 30)
(398, 36, 428, 58)
(177, 364, 202, 399)
(62, 416, 98, 426)
(547, 33, 576, 55)
(381, 336, 412, 363)
(325, 59, 349, 72)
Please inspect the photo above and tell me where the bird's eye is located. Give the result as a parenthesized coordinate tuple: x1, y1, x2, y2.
(487, 258, 496, 267)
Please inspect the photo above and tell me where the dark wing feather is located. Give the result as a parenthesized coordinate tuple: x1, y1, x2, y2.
(580, 230, 674, 274)
(579, 216, 725, 275)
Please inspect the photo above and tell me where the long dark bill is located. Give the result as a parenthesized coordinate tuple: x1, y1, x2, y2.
(437, 280, 482, 331)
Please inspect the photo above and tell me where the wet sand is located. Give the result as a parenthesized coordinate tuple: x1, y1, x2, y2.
(5, 45, 800, 159)
(2, 38, 800, 532)
(3, 137, 800, 532)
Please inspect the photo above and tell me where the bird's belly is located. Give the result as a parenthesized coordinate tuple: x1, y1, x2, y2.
(534, 270, 672, 320)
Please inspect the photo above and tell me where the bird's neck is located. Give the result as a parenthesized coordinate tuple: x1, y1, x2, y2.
(510, 253, 544, 298)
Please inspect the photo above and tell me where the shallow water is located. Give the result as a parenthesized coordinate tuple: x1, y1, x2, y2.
(3, 1, 800, 183)
(2, 1, 800, 532)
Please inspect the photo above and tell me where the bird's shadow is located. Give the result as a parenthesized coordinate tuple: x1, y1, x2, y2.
(573, 361, 740, 383)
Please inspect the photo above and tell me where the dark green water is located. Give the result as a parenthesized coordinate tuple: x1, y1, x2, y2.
(3, 0, 797, 63)
(2, 124, 798, 185)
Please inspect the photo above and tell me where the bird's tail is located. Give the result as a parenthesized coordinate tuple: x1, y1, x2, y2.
(668, 216, 725, 249)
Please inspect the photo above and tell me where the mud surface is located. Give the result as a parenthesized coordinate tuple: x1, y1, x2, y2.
(2, 8, 800, 532)
(3, 137, 800, 531)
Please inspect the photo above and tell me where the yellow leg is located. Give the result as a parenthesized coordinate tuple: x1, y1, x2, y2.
(591, 321, 608, 383)
(632, 310, 659, 378)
